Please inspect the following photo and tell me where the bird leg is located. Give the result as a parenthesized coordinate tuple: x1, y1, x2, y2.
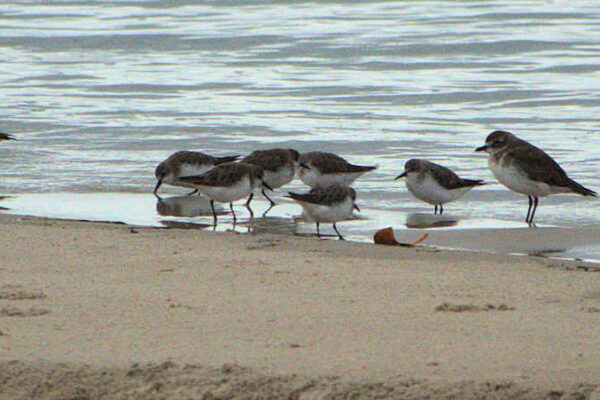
(261, 189, 276, 206)
(528, 196, 539, 226)
(210, 200, 217, 228)
(526, 196, 533, 223)
(230, 202, 237, 224)
(333, 223, 345, 240)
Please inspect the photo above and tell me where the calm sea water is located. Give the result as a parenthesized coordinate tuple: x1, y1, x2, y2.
(1, 0, 599, 229)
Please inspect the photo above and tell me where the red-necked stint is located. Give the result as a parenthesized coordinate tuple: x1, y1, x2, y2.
(154, 151, 239, 196)
(242, 148, 300, 206)
(178, 162, 272, 225)
(395, 159, 485, 215)
(297, 151, 376, 188)
(287, 184, 359, 240)
(0, 132, 15, 140)
(476, 130, 596, 225)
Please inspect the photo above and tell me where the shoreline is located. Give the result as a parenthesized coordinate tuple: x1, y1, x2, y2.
(2, 192, 600, 263)
(1, 214, 600, 399)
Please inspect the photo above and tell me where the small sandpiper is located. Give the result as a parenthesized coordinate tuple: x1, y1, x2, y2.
(0, 132, 15, 140)
(476, 130, 596, 224)
(178, 162, 272, 225)
(287, 184, 359, 240)
(241, 148, 301, 206)
(395, 159, 485, 215)
(297, 151, 376, 188)
(154, 151, 239, 196)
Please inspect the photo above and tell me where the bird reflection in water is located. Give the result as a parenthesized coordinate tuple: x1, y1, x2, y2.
(405, 213, 459, 229)
(156, 195, 220, 217)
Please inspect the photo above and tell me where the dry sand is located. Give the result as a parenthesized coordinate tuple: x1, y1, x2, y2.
(1, 214, 599, 399)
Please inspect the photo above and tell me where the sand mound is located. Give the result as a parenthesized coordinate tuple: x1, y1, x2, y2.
(0, 361, 596, 400)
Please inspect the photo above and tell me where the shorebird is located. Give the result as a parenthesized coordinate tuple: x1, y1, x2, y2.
(297, 151, 376, 188)
(241, 148, 301, 206)
(178, 162, 272, 225)
(476, 130, 596, 224)
(154, 151, 239, 196)
(395, 159, 485, 215)
(0, 132, 15, 140)
(287, 184, 359, 240)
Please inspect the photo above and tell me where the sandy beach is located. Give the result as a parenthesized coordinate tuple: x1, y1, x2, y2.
(0, 214, 599, 399)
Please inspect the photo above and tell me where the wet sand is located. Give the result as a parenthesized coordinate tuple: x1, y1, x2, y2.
(1, 213, 600, 399)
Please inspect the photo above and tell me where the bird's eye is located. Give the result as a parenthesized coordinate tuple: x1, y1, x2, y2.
(491, 140, 505, 148)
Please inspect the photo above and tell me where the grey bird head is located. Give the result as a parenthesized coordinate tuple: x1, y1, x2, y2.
(154, 162, 170, 194)
(394, 159, 422, 180)
(475, 130, 515, 155)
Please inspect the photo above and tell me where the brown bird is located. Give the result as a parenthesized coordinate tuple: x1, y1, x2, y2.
(476, 130, 596, 224)
(154, 151, 239, 196)
(242, 148, 301, 206)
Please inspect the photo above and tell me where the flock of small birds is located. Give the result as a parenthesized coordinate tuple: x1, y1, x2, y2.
(1, 130, 595, 239)
(153, 130, 597, 239)
(154, 148, 371, 239)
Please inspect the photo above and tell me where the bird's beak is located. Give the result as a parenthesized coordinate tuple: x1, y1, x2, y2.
(475, 145, 488, 152)
(353, 203, 360, 212)
(299, 162, 311, 170)
(262, 180, 273, 191)
(394, 171, 407, 180)
(154, 179, 162, 195)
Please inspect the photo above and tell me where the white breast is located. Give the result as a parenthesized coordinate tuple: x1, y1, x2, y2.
(488, 158, 555, 197)
(196, 177, 252, 203)
(297, 197, 354, 223)
(264, 165, 295, 189)
(405, 174, 473, 205)
(298, 168, 365, 188)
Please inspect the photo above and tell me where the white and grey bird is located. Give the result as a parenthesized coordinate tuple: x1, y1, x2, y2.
(287, 184, 359, 240)
(241, 148, 301, 206)
(177, 162, 272, 225)
(297, 151, 376, 188)
(476, 130, 596, 224)
(0, 132, 15, 141)
(154, 151, 239, 196)
(395, 159, 485, 215)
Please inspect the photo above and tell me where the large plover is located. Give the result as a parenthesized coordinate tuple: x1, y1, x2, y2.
(0, 132, 15, 140)
(395, 159, 484, 214)
(178, 162, 272, 225)
(297, 151, 376, 188)
(287, 184, 359, 240)
(476, 130, 596, 224)
(154, 151, 239, 196)
(242, 148, 300, 206)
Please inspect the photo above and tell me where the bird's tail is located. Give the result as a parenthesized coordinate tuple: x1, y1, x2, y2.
(461, 179, 486, 187)
(347, 164, 377, 173)
(214, 155, 241, 165)
(568, 179, 597, 197)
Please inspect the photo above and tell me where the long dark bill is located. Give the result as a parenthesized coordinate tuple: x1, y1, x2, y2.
(262, 181, 274, 191)
(153, 179, 162, 195)
(394, 171, 407, 180)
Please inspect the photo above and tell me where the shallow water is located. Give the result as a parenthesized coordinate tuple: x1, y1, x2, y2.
(2, 192, 600, 263)
(1, 2, 600, 236)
